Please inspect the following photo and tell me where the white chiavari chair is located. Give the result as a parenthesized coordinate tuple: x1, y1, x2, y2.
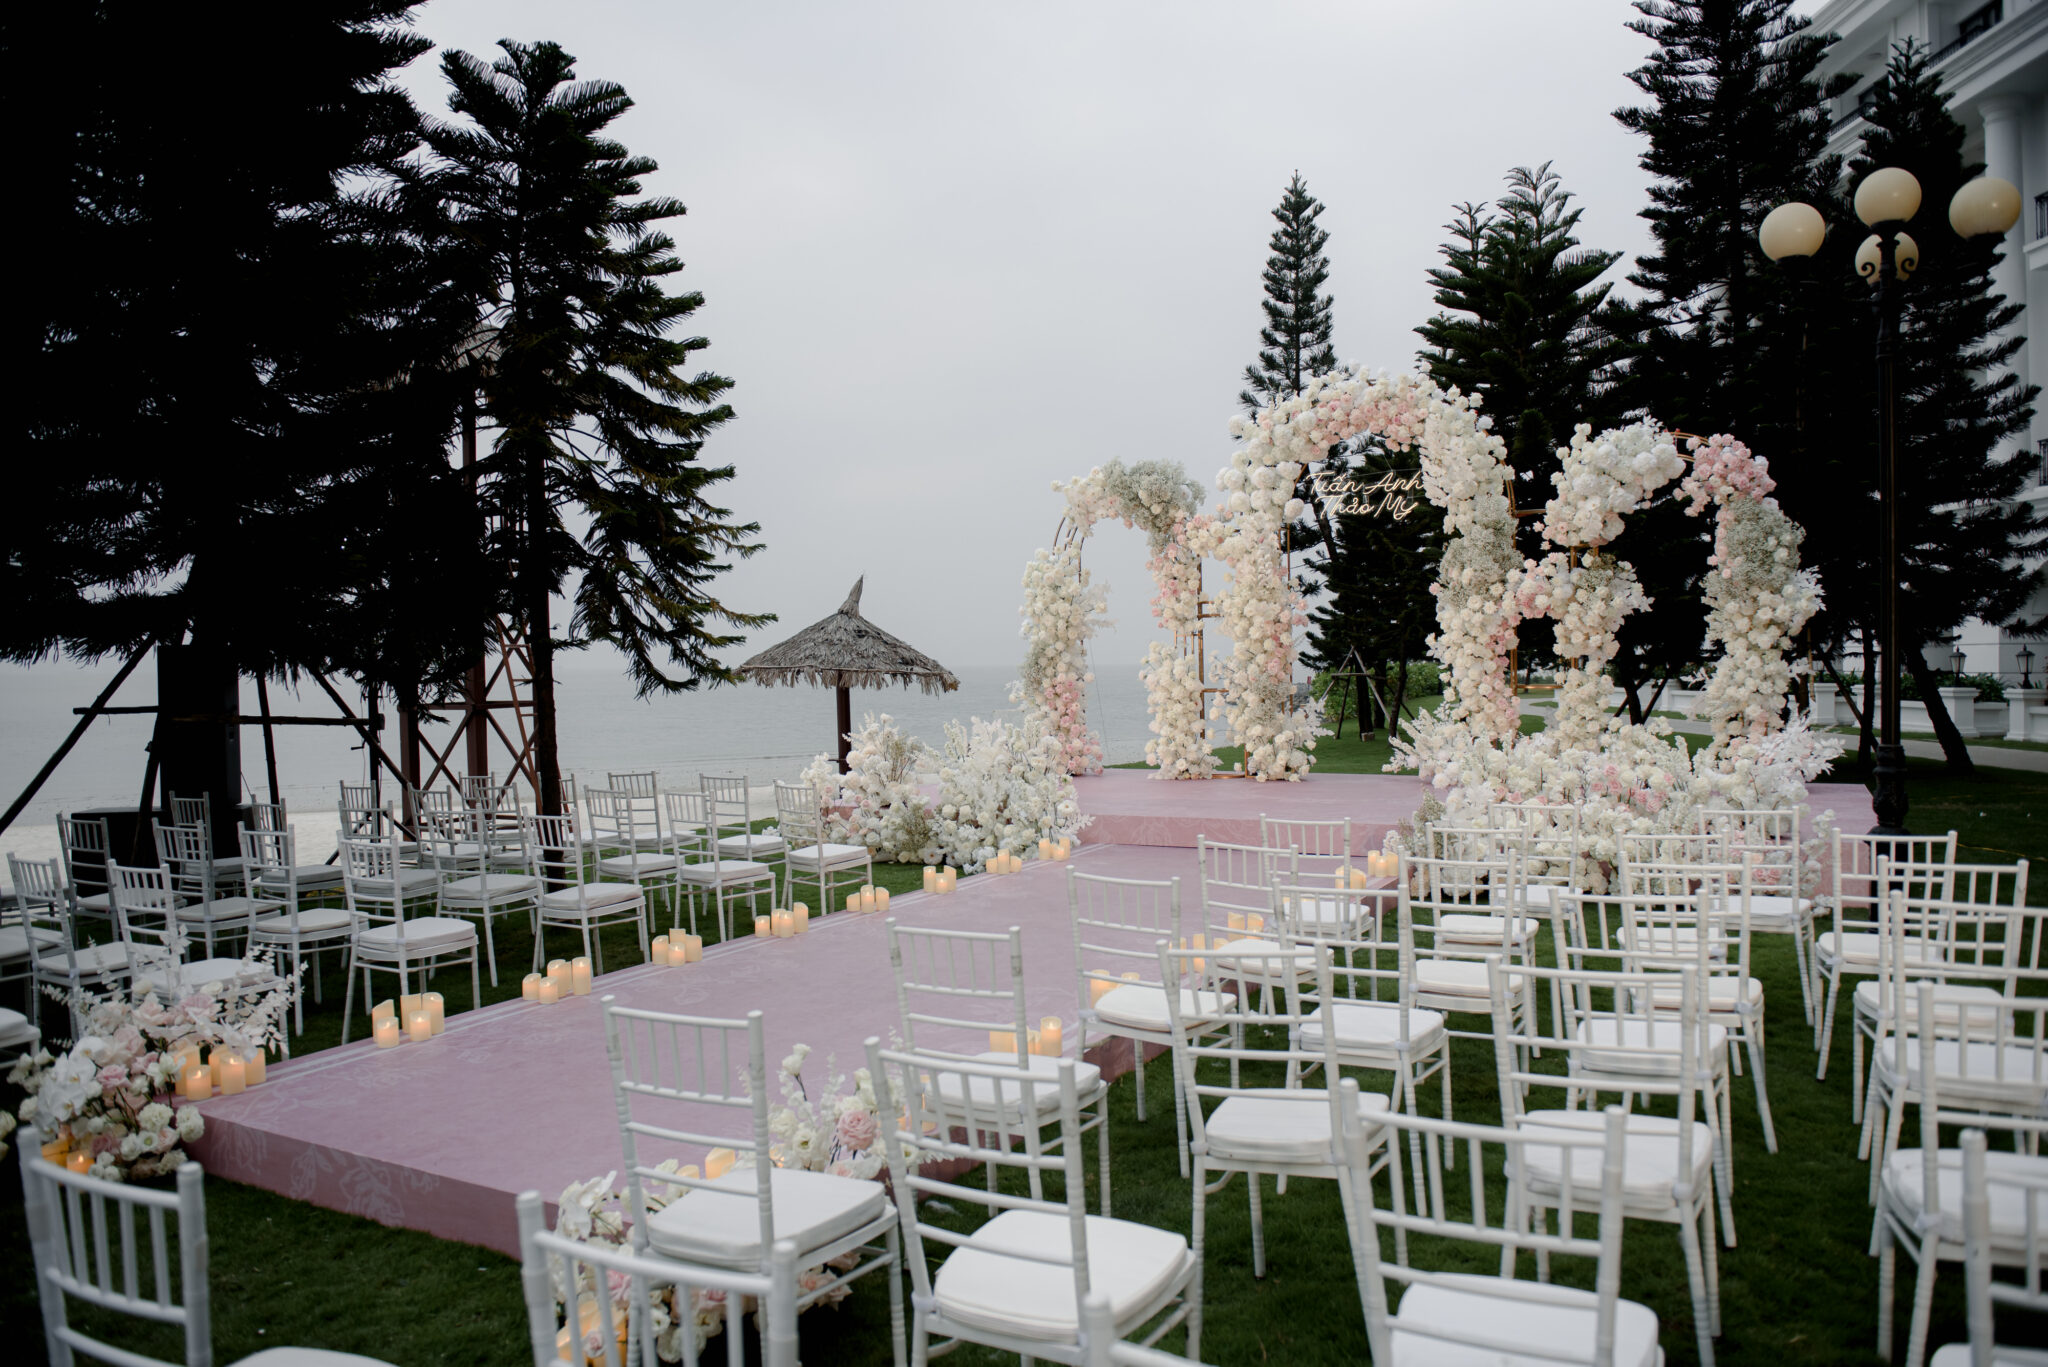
(524, 812, 648, 975)
(1069, 867, 1222, 1177)
(337, 833, 479, 1044)
(110, 863, 282, 1021)
(1818, 828, 1960, 1068)
(1928, 1128, 2048, 1367)
(1340, 1093, 1660, 1367)
(1398, 851, 1538, 1054)
(514, 1189, 799, 1367)
(18, 1132, 398, 1367)
(2, 851, 66, 1007)
(243, 827, 353, 1033)
(867, 1038, 1198, 1365)
(586, 787, 679, 927)
(667, 790, 777, 942)
(1195, 838, 1309, 975)
(167, 791, 246, 895)
(1700, 804, 1817, 1025)
(153, 821, 283, 962)
(775, 778, 870, 912)
(1158, 940, 1390, 1283)
(604, 1001, 905, 1366)
(1490, 797, 1586, 913)
(1257, 814, 1354, 883)
(11, 853, 127, 1030)
(1490, 957, 1721, 1365)
(603, 771, 670, 854)
(699, 774, 785, 862)
(428, 808, 540, 987)
(56, 812, 115, 926)
(887, 919, 1111, 1210)
(1874, 984, 2048, 1367)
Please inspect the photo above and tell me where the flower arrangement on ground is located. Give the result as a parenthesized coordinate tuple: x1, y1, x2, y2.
(8, 960, 297, 1180)
(930, 712, 1086, 873)
(800, 713, 938, 864)
(761, 1041, 920, 1182)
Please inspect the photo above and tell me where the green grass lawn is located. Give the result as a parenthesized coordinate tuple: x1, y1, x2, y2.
(3, 765, 2043, 1363)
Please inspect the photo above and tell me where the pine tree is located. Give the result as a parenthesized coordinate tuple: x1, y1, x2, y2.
(424, 40, 771, 813)
(4, 1, 484, 838)
(1608, 0, 1860, 725)
(1241, 173, 1342, 586)
(1850, 43, 2045, 770)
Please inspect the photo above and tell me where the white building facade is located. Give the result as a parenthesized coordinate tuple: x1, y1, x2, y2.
(1814, 0, 2048, 685)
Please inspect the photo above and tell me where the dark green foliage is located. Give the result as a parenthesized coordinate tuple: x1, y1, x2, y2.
(1852, 44, 2046, 663)
(420, 40, 771, 810)
(3, 1, 489, 702)
(1241, 173, 1343, 588)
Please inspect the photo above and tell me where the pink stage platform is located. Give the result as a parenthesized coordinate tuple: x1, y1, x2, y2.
(186, 775, 1876, 1256)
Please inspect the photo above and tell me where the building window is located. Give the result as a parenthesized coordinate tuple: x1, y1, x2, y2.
(1936, 2, 2002, 61)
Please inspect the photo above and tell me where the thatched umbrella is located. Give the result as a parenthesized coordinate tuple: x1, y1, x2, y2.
(737, 577, 959, 771)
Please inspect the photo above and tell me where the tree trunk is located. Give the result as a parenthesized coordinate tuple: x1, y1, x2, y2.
(525, 461, 563, 818)
(1858, 628, 1877, 779)
(1391, 658, 1412, 735)
(1905, 649, 1975, 774)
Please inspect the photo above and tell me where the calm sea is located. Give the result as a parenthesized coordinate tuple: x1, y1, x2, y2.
(1, 653, 1155, 881)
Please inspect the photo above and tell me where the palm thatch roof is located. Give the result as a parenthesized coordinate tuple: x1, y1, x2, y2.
(736, 578, 958, 695)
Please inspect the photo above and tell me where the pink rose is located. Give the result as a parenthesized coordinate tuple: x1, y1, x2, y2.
(97, 1065, 129, 1091)
(835, 1110, 879, 1152)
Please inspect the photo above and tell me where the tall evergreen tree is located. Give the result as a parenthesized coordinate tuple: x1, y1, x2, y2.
(4, 1, 484, 841)
(1241, 173, 1342, 586)
(423, 40, 770, 814)
(1609, 0, 1863, 726)
(1850, 43, 2044, 770)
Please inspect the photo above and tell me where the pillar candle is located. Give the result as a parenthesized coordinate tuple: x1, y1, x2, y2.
(1351, 867, 1370, 890)
(1089, 977, 1117, 1006)
(1038, 838, 1053, 861)
(793, 904, 809, 933)
(772, 910, 793, 938)
(682, 933, 703, 963)
(171, 1043, 201, 1076)
(40, 1133, 70, 1165)
(875, 888, 889, 912)
(372, 999, 397, 1030)
(425, 992, 445, 1034)
(244, 1049, 266, 1086)
(571, 958, 593, 996)
(66, 1152, 91, 1175)
(1056, 839, 1071, 860)
(1247, 913, 1266, 934)
(537, 979, 560, 1006)
(217, 1053, 246, 1096)
(374, 1018, 402, 1048)
(937, 869, 956, 893)
(547, 960, 571, 996)
(1122, 971, 1141, 982)
(663, 939, 684, 966)
(845, 892, 859, 913)
(522, 973, 542, 1001)
(652, 935, 670, 963)
(1039, 1016, 1062, 1057)
(1227, 911, 1246, 932)
(755, 914, 772, 938)
(988, 1028, 1021, 1055)
(704, 1147, 736, 1180)
(400, 993, 422, 1018)
(1027, 1028, 1042, 1054)
(923, 866, 938, 893)
(407, 1010, 432, 1043)
(183, 1063, 211, 1097)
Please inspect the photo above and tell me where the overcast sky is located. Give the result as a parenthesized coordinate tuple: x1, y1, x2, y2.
(375, 0, 1677, 672)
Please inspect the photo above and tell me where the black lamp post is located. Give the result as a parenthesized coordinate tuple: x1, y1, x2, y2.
(1760, 169, 2020, 835)
(2022, 645, 2037, 689)
(1949, 641, 1967, 683)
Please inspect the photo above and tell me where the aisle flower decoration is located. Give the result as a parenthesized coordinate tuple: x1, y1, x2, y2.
(9, 958, 297, 1181)
(800, 714, 937, 863)
(930, 711, 1086, 873)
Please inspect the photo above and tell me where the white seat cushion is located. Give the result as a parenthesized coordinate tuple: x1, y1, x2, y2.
(1883, 1147, 2048, 1247)
(786, 842, 869, 868)
(1519, 1109, 1714, 1209)
(232, 1347, 398, 1366)
(1853, 979, 2007, 1025)
(716, 834, 785, 858)
(1389, 1273, 1661, 1367)
(252, 907, 355, 939)
(37, 942, 131, 977)
(1205, 937, 1313, 974)
(1203, 1086, 1389, 1163)
(929, 1052, 1105, 1119)
(676, 860, 775, 886)
(1576, 1017, 1729, 1076)
(1288, 896, 1372, 930)
(1818, 929, 1935, 967)
(933, 1209, 1192, 1342)
(439, 875, 540, 900)
(142, 958, 277, 994)
(539, 883, 644, 911)
(348, 870, 442, 897)
(1439, 913, 1539, 945)
(1300, 1001, 1448, 1054)
(0, 925, 64, 961)
(356, 917, 477, 953)
(1413, 958, 1518, 1000)
(1092, 985, 1234, 1032)
(73, 892, 113, 914)
(1875, 1037, 2048, 1107)
(644, 1165, 887, 1270)
(1742, 892, 1812, 930)
(0, 1007, 39, 1051)
(175, 895, 283, 922)
(1647, 974, 1762, 1014)
(596, 853, 679, 878)
(266, 864, 344, 889)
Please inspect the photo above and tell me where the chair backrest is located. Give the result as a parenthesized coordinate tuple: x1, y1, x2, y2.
(18, 1125, 213, 1367)
(57, 812, 112, 910)
(340, 834, 423, 941)
(887, 919, 1031, 1060)
(1292, 892, 1409, 1010)
(1957, 1126, 2048, 1365)
(245, 800, 288, 834)
(699, 774, 752, 829)
(1421, 823, 1512, 866)
(1616, 828, 1723, 867)
(1614, 859, 1745, 973)
(1872, 859, 2035, 1018)
(1490, 799, 1584, 875)
(1267, 877, 1388, 951)
(514, 1188, 796, 1367)
(1339, 1090, 1632, 1367)
(866, 1039, 1097, 1330)
(523, 814, 597, 904)
(1257, 814, 1354, 874)
(1890, 918, 2048, 1107)
(1067, 867, 1186, 1004)
(1157, 941, 1326, 1160)
(9, 855, 72, 967)
(606, 770, 660, 798)
(601, 1000, 777, 1268)
(1397, 851, 1518, 966)
(336, 797, 400, 845)
(166, 792, 215, 857)
(153, 821, 216, 904)
(238, 826, 307, 925)
(773, 780, 825, 848)
(1906, 983, 2048, 1251)
(1833, 828, 1958, 928)
(661, 790, 714, 862)
(110, 862, 184, 989)
(1195, 837, 1297, 939)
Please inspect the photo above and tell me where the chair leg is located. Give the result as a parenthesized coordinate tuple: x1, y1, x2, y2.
(886, 1224, 907, 1367)
(1189, 1157, 1209, 1358)
(291, 947, 305, 1033)
(480, 913, 499, 988)
(1903, 1231, 1939, 1367)
(1743, 1020, 1777, 1152)
(1677, 1199, 1718, 1367)
(1852, 1017, 1870, 1124)
(1096, 1091, 1113, 1217)
(1168, 1048, 1190, 1181)
(1875, 1217, 1898, 1361)
(1701, 1197, 1722, 1335)
(1247, 1170, 1267, 1278)
(339, 948, 360, 1045)
(1132, 1036, 1148, 1122)
(1817, 963, 1844, 1077)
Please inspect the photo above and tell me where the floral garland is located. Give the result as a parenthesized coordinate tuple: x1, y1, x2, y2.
(1017, 541, 1108, 775)
(1677, 434, 1830, 774)
(930, 712, 1086, 873)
